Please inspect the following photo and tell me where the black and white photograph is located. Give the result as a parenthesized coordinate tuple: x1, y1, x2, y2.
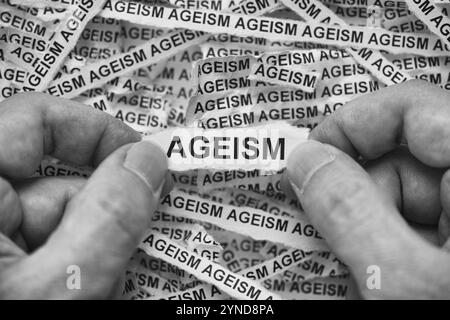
(0, 0, 449, 309)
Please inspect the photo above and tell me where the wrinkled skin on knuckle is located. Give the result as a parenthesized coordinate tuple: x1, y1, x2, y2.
(400, 79, 436, 96)
(405, 110, 450, 167)
(401, 80, 450, 167)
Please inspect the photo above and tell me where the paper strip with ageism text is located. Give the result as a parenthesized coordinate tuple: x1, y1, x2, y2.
(144, 123, 309, 171)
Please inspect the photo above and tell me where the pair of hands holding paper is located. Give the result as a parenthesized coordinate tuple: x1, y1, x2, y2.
(0, 80, 448, 299)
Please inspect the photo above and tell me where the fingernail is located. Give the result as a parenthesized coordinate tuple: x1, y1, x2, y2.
(287, 141, 335, 196)
(123, 141, 168, 194)
(280, 170, 298, 199)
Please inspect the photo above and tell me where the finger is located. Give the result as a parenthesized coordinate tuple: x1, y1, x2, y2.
(10, 232, 28, 252)
(287, 141, 450, 298)
(0, 178, 22, 237)
(439, 170, 450, 247)
(0, 233, 25, 261)
(0, 92, 140, 178)
(364, 147, 443, 225)
(0, 141, 168, 299)
(283, 146, 445, 224)
(281, 147, 444, 225)
(13, 174, 171, 252)
(13, 177, 86, 251)
(438, 213, 450, 250)
(310, 80, 450, 167)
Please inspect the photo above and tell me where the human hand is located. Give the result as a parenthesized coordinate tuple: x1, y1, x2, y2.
(286, 80, 450, 299)
(0, 93, 169, 299)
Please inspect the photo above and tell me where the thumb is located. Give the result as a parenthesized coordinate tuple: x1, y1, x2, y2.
(287, 141, 448, 299)
(4, 141, 168, 299)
